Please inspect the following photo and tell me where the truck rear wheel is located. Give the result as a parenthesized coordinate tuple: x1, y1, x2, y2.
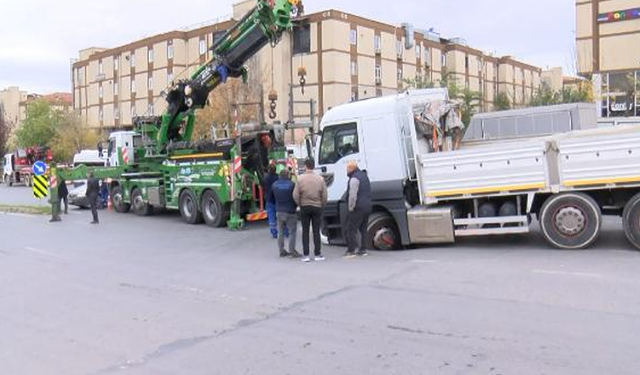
(131, 188, 151, 216)
(179, 189, 203, 224)
(23, 174, 31, 187)
(111, 186, 130, 213)
(366, 212, 401, 251)
(201, 190, 227, 227)
(622, 192, 640, 250)
(539, 193, 601, 250)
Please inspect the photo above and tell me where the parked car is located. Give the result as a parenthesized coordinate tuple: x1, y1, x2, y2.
(68, 180, 109, 209)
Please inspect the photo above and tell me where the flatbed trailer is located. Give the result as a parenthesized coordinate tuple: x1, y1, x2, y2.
(316, 89, 640, 250)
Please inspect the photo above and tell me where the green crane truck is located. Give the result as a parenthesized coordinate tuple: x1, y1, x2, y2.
(54, 0, 300, 229)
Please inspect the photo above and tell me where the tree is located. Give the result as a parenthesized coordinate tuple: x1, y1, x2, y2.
(51, 111, 99, 162)
(15, 99, 58, 148)
(0, 104, 10, 157)
(459, 87, 482, 126)
(403, 76, 435, 89)
(530, 83, 560, 107)
(494, 92, 512, 111)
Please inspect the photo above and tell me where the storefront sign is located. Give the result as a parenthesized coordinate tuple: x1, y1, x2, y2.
(610, 101, 634, 113)
(598, 8, 640, 23)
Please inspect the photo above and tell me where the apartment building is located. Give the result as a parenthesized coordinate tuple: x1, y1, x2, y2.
(576, 0, 640, 117)
(72, 1, 544, 130)
(0, 86, 28, 127)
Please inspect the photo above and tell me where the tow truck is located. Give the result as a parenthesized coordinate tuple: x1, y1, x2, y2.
(3, 147, 52, 187)
(55, 0, 300, 229)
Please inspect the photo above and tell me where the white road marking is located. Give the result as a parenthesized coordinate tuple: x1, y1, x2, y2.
(533, 269, 603, 278)
(24, 246, 64, 259)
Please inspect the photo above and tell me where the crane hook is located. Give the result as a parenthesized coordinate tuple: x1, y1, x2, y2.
(268, 89, 278, 120)
(298, 66, 307, 95)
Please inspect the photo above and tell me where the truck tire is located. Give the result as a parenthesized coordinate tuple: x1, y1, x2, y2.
(179, 189, 203, 224)
(23, 174, 31, 187)
(366, 212, 401, 251)
(201, 190, 227, 227)
(539, 193, 601, 250)
(622, 192, 640, 250)
(111, 186, 130, 213)
(131, 188, 151, 216)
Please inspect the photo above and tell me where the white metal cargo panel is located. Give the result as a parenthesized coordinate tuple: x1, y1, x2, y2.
(557, 131, 640, 188)
(417, 141, 548, 202)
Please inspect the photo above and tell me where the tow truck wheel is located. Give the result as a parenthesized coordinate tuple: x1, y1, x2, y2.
(201, 190, 227, 227)
(366, 212, 401, 251)
(111, 186, 130, 213)
(131, 188, 151, 216)
(23, 175, 31, 187)
(540, 193, 601, 250)
(179, 189, 203, 224)
(622, 192, 640, 250)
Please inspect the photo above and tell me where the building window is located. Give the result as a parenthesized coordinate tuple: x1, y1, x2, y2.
(199, 39, 206, 55)
(465, 55, 469, 69)
(168, 73, 174, 84)
(375, 65, 382, 84)
(374, 35, 381, 53)
(351, 90, 358, 102)
(213, 31, 226, 46)
(396, 40, 403, 58)
(148, 49, 154, 63)
(397, 67, 403, 82)
(131, 105, 137, 118)
(293, 24, 311, 54)
(99, 85, 103, 99)
(415, 44, 421, 58)
(349, 29, 357, 45)
(99, 61, 104, 75)
(131, 79, 136, 93)
(114, 107, 120, 120)
(114, 82, 119, 96)
(167, 42, 174, 59)
(148, 103, 154, 115)
(99, 108, 104, 121)
(114, 57, 119, 71)
(424, 48, 431, 66)
(350, 61, 358, 76)
(441, 53, 447, 68)
(130, 53, 136, 68)
(148, 76, 153, 92)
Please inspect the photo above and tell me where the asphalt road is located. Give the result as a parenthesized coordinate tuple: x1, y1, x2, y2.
(0, 183, 51, 206)
(1, 189, 640, 375)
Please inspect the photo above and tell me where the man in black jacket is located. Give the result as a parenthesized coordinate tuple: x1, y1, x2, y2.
(344, 161, 372, 258)
(58, 177, 69, 214)
(86, 172, 100, 224)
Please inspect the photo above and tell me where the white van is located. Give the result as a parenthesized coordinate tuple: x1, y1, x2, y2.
(72, 150, 107, 167)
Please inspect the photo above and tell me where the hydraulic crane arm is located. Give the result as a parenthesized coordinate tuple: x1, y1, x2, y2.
(156, 0, 297, 153)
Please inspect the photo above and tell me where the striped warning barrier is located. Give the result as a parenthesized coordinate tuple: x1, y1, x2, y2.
(33, 175, 49, 199)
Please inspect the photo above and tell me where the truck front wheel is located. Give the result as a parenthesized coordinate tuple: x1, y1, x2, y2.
(539, 193, 601, 250)
(179, 189, 203, 224)
(366, 212, 401, 251)
(111, 186, 130, 213)
(201, 190, 228, 227)
(23, 174, 31, 187)
(622, 192, 640, 250)
(131, 188, 151, 216)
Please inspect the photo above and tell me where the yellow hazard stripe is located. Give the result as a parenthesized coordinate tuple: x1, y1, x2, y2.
(170, 152, 224, 160)
(563, 176, 640, 187)
(427, 182, 545, 198)
(33, 176, 49, 197)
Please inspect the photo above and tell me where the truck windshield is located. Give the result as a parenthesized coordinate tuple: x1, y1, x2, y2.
(318, 122, 359, 165)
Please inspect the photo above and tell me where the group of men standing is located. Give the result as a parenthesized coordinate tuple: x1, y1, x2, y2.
(265, 158, 372, 261)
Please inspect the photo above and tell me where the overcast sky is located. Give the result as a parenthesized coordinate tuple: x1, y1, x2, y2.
(0, 0, 576, 94)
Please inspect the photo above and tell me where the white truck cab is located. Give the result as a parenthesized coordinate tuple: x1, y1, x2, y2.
(102, 131, 140, 166)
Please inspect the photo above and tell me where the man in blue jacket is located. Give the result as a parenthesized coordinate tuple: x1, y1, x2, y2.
(263, 164, 280, 238)
(268, 169, 300, 258)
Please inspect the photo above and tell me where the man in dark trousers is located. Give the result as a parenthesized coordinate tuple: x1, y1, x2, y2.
(86, 172, 100, 224)
(58, 177, 69, 214)
(268, 169, 300, 258)
(344, 161, 372, 258)
(293, 158, 327, 262)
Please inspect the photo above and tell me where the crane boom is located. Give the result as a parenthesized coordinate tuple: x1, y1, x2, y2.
(151, 0, 297, 153)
